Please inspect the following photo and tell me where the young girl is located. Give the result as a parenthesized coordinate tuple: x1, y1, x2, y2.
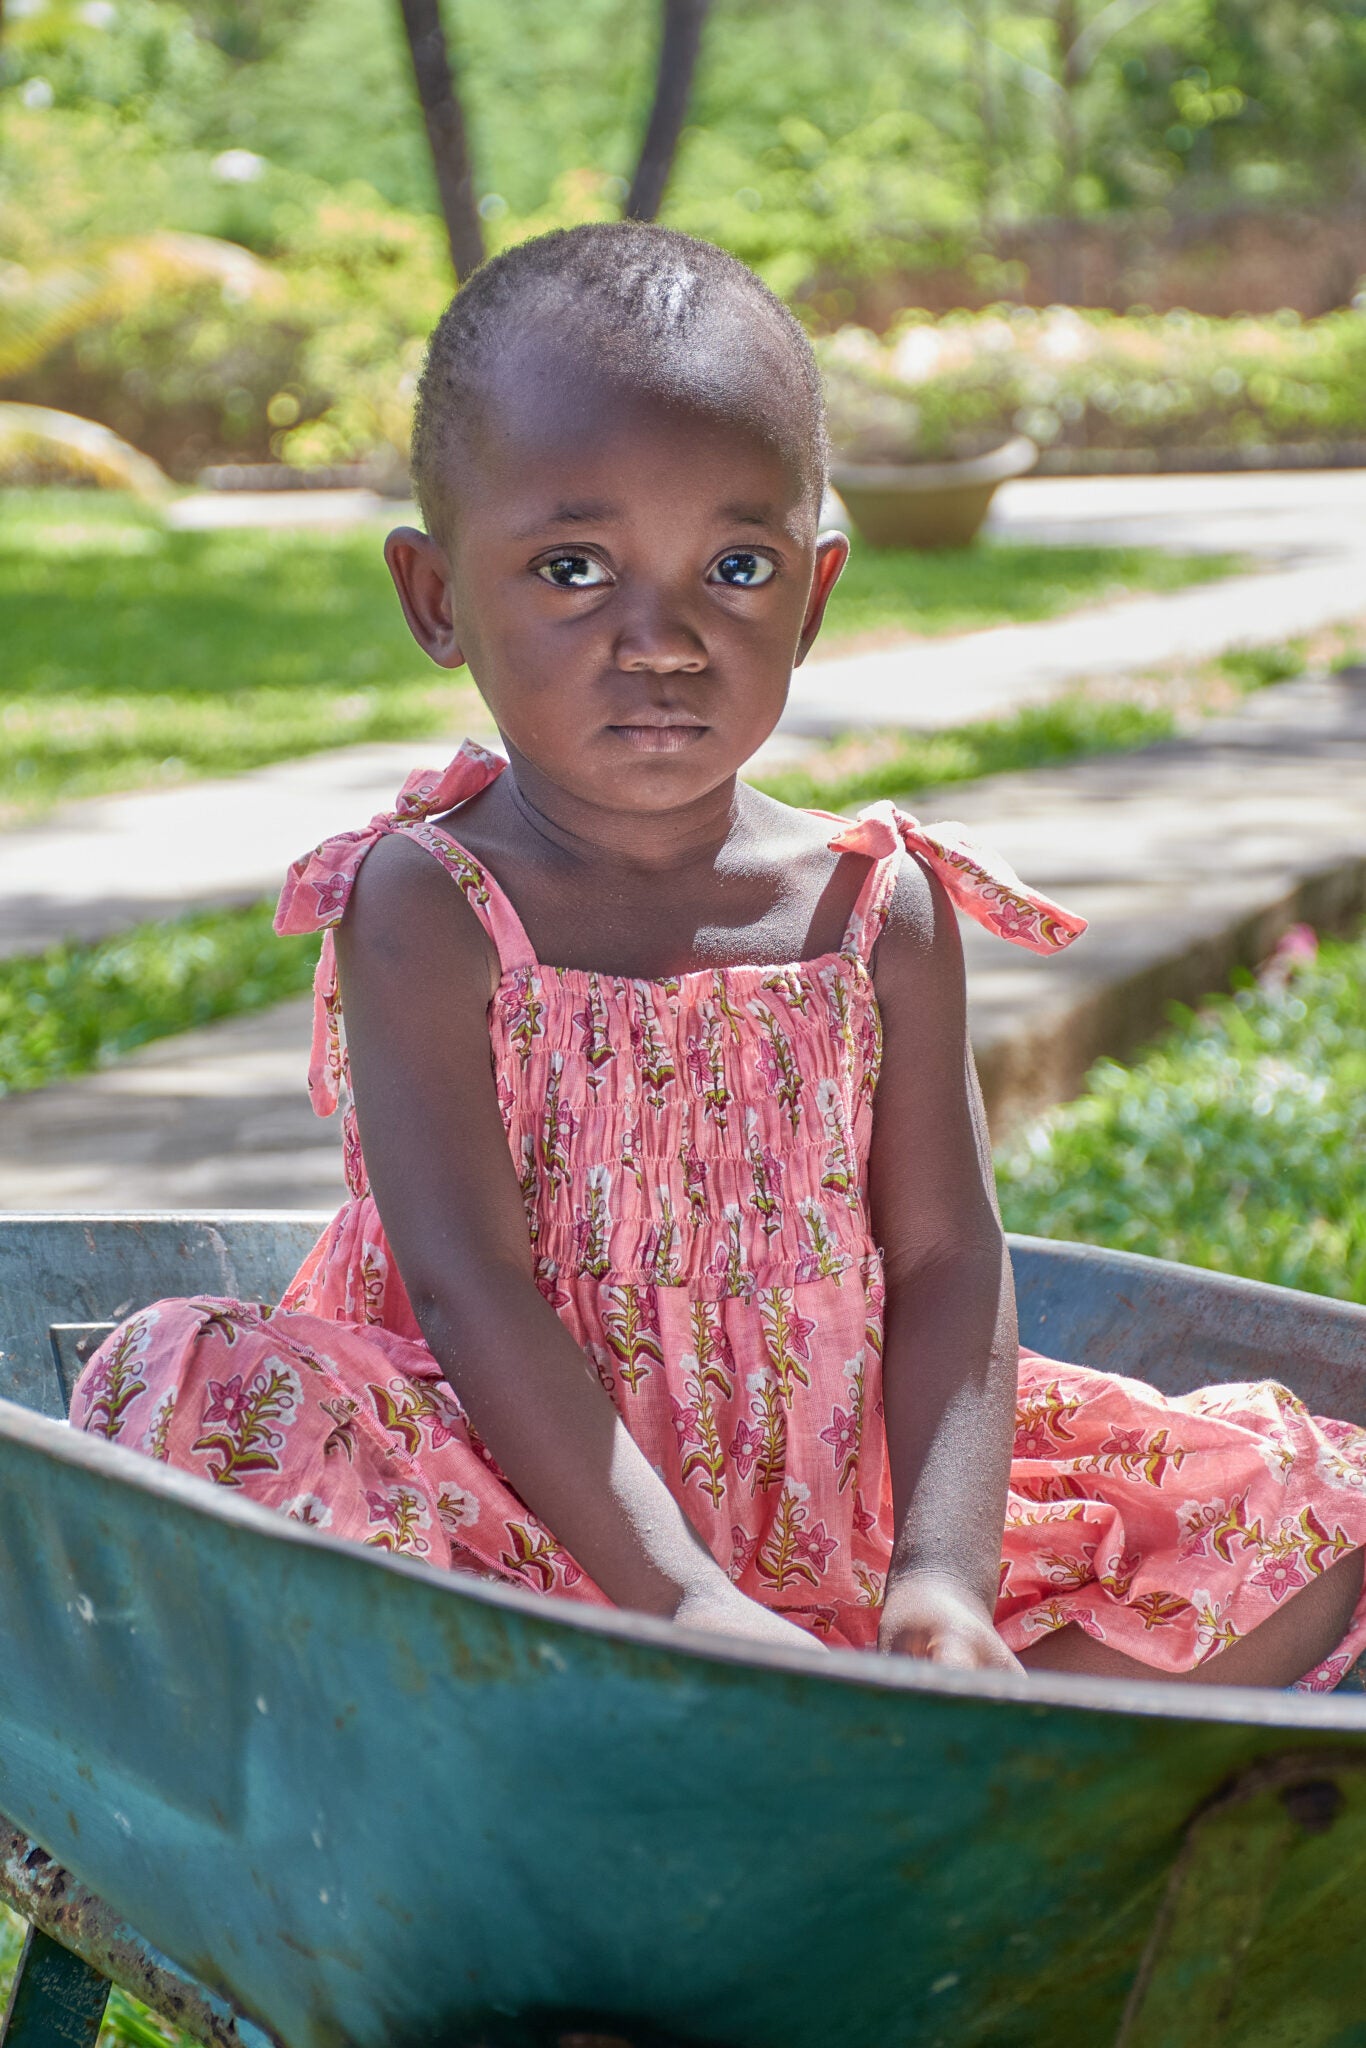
(74, 222, 1366, 1689)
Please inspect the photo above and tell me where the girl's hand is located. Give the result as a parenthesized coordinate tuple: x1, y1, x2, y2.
(673, 1583, 830, 1653)
(878, 1571, 1022, 1673)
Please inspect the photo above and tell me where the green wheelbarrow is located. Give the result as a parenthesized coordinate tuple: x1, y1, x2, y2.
(1, 1212, 1365, 2048)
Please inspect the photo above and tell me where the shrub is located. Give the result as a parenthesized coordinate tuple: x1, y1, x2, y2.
(821, 305, 1366, 463)
(997, 932, 1366, 1303)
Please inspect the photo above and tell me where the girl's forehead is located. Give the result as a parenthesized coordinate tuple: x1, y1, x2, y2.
(459, 332, 819, 512)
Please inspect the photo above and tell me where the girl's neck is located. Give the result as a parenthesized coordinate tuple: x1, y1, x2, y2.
(500, 743, 748, 879)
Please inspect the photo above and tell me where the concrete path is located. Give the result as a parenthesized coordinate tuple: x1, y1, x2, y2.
(960, 665, 1366, 1127)
(786, 470, 1366, 734)
(6, 470, 1366, 962)
(0, 738, 485, 960)
(0, 998, 337, 1211)
(3, 667, 1363, 1212)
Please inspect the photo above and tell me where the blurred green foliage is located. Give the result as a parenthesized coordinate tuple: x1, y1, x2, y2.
(4, 0, 1366, 475)
(8, 0, 1366, 267)
(997, 932, 1366, 1303)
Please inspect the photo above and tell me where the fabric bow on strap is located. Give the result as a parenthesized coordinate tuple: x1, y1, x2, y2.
(274, 740, 505, 1115)
(829, 799, 1087, 957)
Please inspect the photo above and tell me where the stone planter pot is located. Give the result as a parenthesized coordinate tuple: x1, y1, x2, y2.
(830, 434, 1038, 549)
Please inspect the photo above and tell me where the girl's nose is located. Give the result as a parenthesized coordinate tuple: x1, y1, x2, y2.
(613, 596, 708, 674)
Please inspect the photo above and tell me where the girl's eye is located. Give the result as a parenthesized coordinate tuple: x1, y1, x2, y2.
(711, 551, 775, 588)
(537, 554, 610, 589)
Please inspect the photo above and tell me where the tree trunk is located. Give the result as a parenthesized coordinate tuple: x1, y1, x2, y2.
(625, 0, 710, 223)
(1052, 0, 1083, 302)
(969, 0, 1000, 238)
(1054, 0, 1083, 209)
(395, 0, 484, 281)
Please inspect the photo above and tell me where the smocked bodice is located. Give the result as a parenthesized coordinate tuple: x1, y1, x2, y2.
(487, 949, 877, 1300)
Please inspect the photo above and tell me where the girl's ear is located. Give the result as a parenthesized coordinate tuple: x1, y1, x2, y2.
(384, 527, 467, 670)
(794, 528, 851, 667)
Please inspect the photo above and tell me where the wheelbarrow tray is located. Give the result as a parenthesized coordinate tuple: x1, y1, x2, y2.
(1, 1215, 1365, 2048)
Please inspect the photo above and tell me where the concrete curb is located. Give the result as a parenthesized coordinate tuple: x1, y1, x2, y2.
(975, 845, 1366, 1137)
(954, 670, 1366, 1133)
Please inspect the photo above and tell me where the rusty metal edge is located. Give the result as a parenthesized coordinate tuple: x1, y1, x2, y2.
(0, 1819, 277, 2048)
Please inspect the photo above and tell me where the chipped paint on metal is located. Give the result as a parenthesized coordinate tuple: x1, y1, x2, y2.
(0, 1824, 271, 2048)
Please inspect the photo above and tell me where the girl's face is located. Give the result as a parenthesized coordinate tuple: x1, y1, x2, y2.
(386, 342, 848, 815)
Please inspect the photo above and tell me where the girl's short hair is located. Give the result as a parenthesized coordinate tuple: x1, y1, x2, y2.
(411, 220, 826, 534)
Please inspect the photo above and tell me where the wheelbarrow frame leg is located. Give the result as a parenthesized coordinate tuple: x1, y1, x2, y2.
(1, 1820, 272, 2048)
(0, 1925, 110, 2048)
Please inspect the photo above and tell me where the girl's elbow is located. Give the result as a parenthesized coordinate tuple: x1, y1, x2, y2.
(405, 1247, 536, 1341)
(882, 1219, 1007, 1292)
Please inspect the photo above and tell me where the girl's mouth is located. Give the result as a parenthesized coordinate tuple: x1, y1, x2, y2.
(608, 723, 709, 754)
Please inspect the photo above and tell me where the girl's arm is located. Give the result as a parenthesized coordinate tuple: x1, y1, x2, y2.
(868, 858, 1022, 1672)
(336, 833, 817, 1649)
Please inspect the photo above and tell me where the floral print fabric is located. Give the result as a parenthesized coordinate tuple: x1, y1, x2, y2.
(74, 743, 1366, 1686)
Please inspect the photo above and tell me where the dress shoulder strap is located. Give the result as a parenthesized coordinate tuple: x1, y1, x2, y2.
(395, 819, 538, 975)
(273, 739, 533, 1118)
(823, 798, 1088, 962)
(274, 738, 506, 937)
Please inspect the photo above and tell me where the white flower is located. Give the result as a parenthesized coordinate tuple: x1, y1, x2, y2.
(212, 149, 266, 185)
(437, 1486, 480, 1529)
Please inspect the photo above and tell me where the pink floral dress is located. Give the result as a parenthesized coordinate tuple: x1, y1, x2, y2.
(73, 742, 1366, 1688)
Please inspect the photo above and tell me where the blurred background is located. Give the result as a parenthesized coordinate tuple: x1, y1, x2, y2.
(7, 0, 1366, 483)
(0, 0, 1363, 1340)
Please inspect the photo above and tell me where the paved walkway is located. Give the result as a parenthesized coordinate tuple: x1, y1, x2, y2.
(787, 470, 1366, 733)
(5, 471, 1365, 962)
(0, 738, 473, 960)
(3, 668, 1363, 1212)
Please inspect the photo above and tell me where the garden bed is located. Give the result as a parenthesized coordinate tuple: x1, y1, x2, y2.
(820, 307, 1366, 470)
(1035, 442, 1366, 475)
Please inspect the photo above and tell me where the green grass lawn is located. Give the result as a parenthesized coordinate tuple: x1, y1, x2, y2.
(0, 491, 478, 817)
(997, 928, 1366, 1304)
(0, 490, 1235, 817)
(749, 694, 1174, 811)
